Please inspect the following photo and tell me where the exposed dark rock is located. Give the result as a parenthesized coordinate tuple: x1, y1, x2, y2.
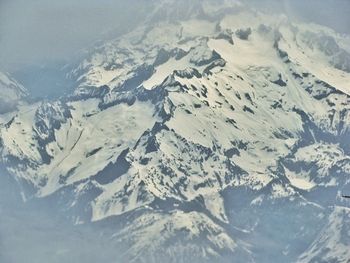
(243, 105, 255, 114)
(93, 148, 131, 185)
(235, 28, 252, 40)
(271, 74, 287, 87)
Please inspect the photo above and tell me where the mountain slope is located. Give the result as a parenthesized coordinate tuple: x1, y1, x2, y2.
(298, 206, 350, 263)
(0, 71, 27, 114)
(1, 2, 350, 262)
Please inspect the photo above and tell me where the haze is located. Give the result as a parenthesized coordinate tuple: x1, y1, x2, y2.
(0, 0, 349, 72)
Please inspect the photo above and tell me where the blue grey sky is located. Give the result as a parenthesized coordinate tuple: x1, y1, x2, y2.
(0, 0, 151, 70)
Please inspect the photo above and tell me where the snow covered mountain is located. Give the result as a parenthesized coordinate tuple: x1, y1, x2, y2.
(298, 206, 350, 263)
(1, 1, 350, 262)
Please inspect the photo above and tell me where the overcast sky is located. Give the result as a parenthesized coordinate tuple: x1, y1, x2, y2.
(0, 0, 349, 72)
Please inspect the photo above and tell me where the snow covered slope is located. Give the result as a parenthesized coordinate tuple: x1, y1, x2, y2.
(1, 1, 350, 262)
(298, 206, 350, 263)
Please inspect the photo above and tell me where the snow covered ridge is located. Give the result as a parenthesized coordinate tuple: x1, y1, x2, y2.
(1, 3, 350, 262)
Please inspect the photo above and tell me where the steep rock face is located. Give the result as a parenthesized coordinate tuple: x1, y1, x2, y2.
(1, 2, 350, 262)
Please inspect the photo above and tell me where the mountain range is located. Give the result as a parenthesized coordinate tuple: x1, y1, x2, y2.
(0, 1, 349, 262)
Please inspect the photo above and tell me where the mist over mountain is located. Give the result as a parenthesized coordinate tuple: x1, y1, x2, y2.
(0, 1, 350, 263)
(1, 0, 349, 71)
(1, 0, 349, 97)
